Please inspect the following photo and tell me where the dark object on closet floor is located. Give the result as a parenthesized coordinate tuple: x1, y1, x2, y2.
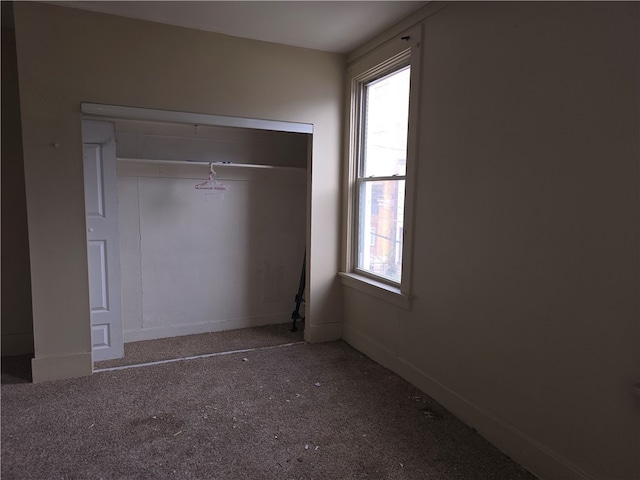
(291, 250, 306, 332)
(1, 354, 33, 385)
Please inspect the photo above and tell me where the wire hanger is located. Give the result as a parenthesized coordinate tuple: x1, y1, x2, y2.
(194, 163, 230, 192)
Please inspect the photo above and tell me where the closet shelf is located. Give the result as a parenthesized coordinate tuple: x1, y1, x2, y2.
(117, 157, 306, 172)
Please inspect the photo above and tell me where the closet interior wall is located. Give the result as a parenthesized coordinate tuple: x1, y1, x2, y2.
(113, 119, 308, 342)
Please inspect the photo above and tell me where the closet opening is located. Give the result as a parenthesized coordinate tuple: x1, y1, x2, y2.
(81, 104, 311, 370)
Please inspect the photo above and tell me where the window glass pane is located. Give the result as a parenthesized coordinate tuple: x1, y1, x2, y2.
(362, 66, 410, 178)
(357, 179, 405, 283)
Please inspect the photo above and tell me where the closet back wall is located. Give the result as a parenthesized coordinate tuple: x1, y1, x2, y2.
(114, 121, 307, 341)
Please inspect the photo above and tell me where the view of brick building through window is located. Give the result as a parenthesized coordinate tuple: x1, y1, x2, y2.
(358, 66, 410, 283)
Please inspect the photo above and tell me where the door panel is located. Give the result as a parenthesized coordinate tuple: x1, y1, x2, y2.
(83, 145, 105, 217)
(82, 120, 124, 361)
(87, 240, 108, 311)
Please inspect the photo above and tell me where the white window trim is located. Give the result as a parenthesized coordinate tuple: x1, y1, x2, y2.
(340, 26, 421, 310)
(338, 271, 411, 309)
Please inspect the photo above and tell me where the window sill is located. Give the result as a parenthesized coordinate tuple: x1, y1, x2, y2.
(338, 272, 411, 310)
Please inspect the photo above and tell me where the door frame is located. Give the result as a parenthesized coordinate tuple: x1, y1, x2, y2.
(81, 103, 314, 365)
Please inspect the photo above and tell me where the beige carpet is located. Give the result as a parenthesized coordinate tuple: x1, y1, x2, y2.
(2, 328, 536, 480)
(95, 323, 304, 369)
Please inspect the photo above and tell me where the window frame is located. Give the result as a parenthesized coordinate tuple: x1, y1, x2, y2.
(340, 27, 421, 309)
(355, 62, 410, 286)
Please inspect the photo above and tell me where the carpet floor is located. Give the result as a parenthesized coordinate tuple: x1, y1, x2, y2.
(2, 329, 536, 480)
(95, 323, 304, 369)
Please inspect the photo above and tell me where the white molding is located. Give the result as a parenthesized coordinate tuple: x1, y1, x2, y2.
(348, 37, 412, 80)
(341, 67, 360, 273)
(399, 24, 422, 300)
(347, 2, 450, 65)
(343, 325, 399, 370)
(32, 352, 93, 383)
(338, 272, 411, 310)
(343, 325, 595, 480)
(123, 314, 291, 343)
(303, 322, 343, 343)
(81, 103, 313, 134)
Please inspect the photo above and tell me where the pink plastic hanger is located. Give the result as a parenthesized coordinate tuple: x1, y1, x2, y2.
(194, 164, 230, 192)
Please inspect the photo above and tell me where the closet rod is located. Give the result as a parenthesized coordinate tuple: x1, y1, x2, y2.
(117, 157, 306, 172)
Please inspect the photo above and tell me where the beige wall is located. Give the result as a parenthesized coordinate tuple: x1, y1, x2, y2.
(1, 4, 34, 357)
(13, 2, 344, 381)
(343, 2, 639, 480)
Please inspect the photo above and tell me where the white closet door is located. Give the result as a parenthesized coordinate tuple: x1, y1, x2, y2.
(82, 119, 124, 361)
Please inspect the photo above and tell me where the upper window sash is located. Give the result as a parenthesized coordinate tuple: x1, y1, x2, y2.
(357, 62, 411, 180)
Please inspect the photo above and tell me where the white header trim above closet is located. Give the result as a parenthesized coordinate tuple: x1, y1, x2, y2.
(81, 103, 314, 134)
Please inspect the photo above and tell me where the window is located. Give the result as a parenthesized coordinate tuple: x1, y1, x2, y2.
(357, 66, 410, 284)
(341, 29, 420, 307)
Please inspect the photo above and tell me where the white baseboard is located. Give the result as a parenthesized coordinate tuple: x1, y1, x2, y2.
(123, 314, 290, 343)
(304, 322, 343, 343)
(31, 352, 93, 383)
(342, 324, 593, 480)
(1, 332, 34, 356)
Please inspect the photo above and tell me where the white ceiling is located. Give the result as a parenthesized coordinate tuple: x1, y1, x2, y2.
(49, 1, 427, 53)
